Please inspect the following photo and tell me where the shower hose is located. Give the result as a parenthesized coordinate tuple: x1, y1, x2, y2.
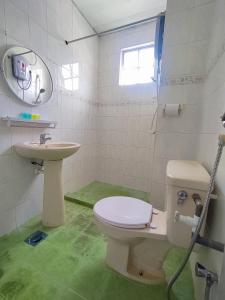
(167, 134, 225, 300)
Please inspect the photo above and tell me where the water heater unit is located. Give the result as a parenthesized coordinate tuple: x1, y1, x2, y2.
(12, 55, 31, 81)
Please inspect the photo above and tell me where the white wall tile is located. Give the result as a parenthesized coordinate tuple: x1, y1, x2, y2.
(97, 22, 156, 191)
(0, 0, 5, 33)
(166, 0, 195, 13)
(28, 0, 47, 29)
(0, 208, 16, 237)
(29, 20, 48, 56)
(149, 181, 166, 210)
(190, 2, 215, 42)
(0, 127, 12, 155)
(164, 10, 192, 46)
(5, 1, 30, 44)
(10, 0, 28, 14)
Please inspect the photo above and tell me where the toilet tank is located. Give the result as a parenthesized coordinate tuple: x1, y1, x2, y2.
(166, 160, 210, 248)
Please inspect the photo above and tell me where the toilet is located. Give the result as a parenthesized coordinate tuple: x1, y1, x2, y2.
(93, 160, 210, 284)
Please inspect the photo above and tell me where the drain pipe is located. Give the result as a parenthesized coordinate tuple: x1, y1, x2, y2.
(167, 135, 225, 300)
(31, 160, 44, 174)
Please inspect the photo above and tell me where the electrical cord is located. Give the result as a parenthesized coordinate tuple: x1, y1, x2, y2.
(16, 70, 32, 90)
(16, 70, 32, 100)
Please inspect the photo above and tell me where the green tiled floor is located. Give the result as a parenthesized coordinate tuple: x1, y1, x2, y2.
(65, 181, 149, 208)
(0, 201, 194, 300)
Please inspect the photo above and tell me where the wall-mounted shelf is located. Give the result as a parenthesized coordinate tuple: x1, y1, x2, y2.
(1, 117, 57, 128)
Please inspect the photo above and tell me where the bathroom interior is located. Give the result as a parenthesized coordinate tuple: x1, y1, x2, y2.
(1, 0, 225, 299)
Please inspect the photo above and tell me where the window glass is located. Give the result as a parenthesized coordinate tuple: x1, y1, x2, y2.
(119, 44, 154, 86)
(123, 50, 138, 69)
(61, 62, 79, 91)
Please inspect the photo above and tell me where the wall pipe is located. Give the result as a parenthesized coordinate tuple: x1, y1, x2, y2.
(65, 12, 165, 45)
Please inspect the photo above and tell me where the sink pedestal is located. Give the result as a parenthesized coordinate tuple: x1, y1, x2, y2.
(43, 160, 64, 227)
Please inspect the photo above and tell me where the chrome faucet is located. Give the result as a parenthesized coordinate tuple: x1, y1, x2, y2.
(40, 133, 52, 144)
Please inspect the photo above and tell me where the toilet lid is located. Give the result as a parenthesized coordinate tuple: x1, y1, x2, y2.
(93, 196, 153, 229)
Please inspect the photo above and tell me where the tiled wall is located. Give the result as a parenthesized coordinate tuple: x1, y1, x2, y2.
(153, 0, 215, 209)
(160, 0, 225, 299)
(0, 0, 98, 236)
(194, 0, 225, 299)
(96, 23, 158, 204)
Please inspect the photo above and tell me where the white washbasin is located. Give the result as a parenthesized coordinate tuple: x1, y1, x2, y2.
(14, 141, 81, 161)
(14, 141, 81, 227)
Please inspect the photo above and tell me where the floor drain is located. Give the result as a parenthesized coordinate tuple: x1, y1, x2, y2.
(24, 231, 48, 246)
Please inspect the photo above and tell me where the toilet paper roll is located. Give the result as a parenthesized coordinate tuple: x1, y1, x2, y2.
(163, 104, 181, 117)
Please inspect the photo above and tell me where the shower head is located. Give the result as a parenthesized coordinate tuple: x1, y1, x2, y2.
(32, 88, 46, 104)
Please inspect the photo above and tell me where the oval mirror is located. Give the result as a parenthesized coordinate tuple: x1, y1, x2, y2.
(2, 46, 53, 106)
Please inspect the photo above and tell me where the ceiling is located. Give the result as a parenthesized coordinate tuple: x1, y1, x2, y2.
(73, 0, 167, 33)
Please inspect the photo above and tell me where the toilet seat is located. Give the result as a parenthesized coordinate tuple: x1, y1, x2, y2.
(93, 196, 153, 229)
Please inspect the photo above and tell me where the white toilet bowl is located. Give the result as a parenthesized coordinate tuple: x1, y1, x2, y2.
(93, 161, 211, 284)
(94, 196, 171, 284)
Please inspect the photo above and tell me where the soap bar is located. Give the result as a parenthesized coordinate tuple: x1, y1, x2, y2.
(32, 114, 41, 120)
(19, 112, 32, 119)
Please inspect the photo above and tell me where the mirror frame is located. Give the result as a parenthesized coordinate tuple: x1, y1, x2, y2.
(2, 46, 53, 106)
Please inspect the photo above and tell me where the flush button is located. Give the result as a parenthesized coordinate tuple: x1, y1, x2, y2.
(177, 190, 188, 205)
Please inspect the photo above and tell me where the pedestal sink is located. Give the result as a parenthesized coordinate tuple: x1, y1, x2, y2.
(14, 142, 81, 227)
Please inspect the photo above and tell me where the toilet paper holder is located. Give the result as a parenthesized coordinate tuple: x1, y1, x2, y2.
(163, 104, 182, 117)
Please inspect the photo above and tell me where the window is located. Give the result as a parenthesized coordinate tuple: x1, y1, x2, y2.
(61, 63, 79, 91)
(119, 43, 155, 86)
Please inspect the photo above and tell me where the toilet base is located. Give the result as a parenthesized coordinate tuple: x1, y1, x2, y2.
(106, 237, 170, 284)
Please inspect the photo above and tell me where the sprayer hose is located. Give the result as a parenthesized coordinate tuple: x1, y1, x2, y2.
(167, 140, 224, 300)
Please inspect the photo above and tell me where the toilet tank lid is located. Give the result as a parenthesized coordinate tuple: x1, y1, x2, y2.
(166, 160, 210, 191)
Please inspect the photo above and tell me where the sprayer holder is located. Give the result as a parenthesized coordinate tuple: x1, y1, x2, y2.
(195, 262, 218, 287)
